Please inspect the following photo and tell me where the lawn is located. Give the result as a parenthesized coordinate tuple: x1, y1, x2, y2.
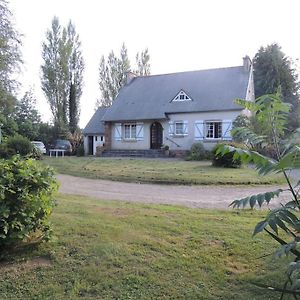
(0, 194, 291, 299)
(43, 156, 284, 185)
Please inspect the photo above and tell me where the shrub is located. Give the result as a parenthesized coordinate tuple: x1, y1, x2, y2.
(76, 143, 85, 156)
(6, 134, 33, 156)
(0, 143, 16, 159)
(212, 142, 245, 168)
(186, 142, 208, 160)
(0, 156, 58, 247)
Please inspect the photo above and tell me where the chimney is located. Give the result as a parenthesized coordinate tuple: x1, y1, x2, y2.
(243, 55, 252, 72)
(126, 71, 137, 85)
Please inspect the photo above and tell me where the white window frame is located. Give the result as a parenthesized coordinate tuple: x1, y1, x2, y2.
(175, 121, 184, 135)
(205, 121, 222, 139)
(172, 90, 192, 102)
(124, 123, 137, 140)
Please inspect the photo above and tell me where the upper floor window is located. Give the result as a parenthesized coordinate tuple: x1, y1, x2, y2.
(205, 121, 222, 139)
(172, 90, 192, 102)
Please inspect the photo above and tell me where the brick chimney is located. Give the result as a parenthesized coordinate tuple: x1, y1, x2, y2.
(243, 55, 252, 72)
(126, 71, 137, 84)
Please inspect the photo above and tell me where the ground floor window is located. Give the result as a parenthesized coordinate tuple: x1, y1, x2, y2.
(124, 124, 136, 139)
(205, 121, 222, 139)
(175, 122, 184, 135)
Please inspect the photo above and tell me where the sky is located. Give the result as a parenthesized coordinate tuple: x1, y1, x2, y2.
(8, 0, 300, 128)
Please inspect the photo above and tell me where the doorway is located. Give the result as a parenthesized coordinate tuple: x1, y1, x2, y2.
(150, 122, 163, 149)
(88, 136, 94, 155)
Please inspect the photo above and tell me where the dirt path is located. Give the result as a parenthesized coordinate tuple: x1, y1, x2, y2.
(57, 174, 290, 209)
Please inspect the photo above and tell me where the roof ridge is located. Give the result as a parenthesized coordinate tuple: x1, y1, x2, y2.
(135, 65, 244, 79)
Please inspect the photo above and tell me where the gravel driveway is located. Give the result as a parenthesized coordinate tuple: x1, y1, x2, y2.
(57, 174, 290, 209)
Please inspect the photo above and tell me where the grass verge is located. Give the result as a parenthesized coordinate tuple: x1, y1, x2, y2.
(42, 157, 284, 185)
(0, 194, 290, 299)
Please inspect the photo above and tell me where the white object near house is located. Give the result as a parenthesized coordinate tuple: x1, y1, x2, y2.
(85, 56, 255, 155)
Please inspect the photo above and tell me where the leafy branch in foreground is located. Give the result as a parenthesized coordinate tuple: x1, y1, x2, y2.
(218, 91, 300, 298)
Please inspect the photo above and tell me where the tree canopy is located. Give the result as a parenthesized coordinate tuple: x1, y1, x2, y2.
(41, 17, 84, 134)
(0, 0, 22, 115)
(96, 44, 150, 108)
(253, 43, 300, 131)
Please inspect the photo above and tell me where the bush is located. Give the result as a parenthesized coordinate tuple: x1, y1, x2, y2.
(6, 134, 33, 156)
(212, 142, 245, 168)
(0, 156, 58, 247)
(0, 143, 16, 159)
(186, 142, 209, 160)
(76, 143, 85, 156)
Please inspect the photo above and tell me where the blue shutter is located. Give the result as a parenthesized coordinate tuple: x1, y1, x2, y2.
(194, 121, 204, 140)
(114, 123, 122, 141)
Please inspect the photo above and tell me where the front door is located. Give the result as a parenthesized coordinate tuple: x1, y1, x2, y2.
(150, 122, 163, 149)
(88, 136, 94, 155)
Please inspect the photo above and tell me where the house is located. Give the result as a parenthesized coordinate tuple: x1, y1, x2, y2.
(85, 56, 254, 156)
(83, 107, 107, 155)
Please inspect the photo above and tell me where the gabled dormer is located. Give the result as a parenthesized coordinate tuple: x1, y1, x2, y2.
(171, 90, 192, 102)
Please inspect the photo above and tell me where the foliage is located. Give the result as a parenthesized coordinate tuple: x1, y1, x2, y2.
(212, 142, 244, 168)
(37, 122, 58, 146)
(0, 0, 22, 113)
(66, 21, 84, 134)
(0, 143, 15, 158)
(14, 89, 41, 140)
(217, 91, 300, 297)
(97, 43, 131, 107)
(0, 112, 18, 137)
(233, 90, 290, 156)
(6, 134, 33, 156)
(232, 115, 251, 142)
(41, 17, 84, 134)
(186, 142, 208, 161)
(66, 128, 83, 155)
(96, 43, 151, 108)
(0, 156, 58, 247)
(76, 143, 84, 156)
(253, 43, 300, 131)
(135, 48, 151, 76)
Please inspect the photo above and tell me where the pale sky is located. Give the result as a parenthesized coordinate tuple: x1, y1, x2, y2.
(8, 0, 300, 128)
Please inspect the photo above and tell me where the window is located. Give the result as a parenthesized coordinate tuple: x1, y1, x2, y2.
(175, 122, 184, 135)
(205, 121, 222, 139)
(124, 124, 136, 139)
(172, 90, 192, 102)
(100, 136, 103, 142)
(95, 136, 98, 141)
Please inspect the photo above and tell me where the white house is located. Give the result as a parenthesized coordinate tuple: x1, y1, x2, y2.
(85, 56, 254, 156)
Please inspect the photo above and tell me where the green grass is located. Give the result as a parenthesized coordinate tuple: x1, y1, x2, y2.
(0, 194, 292, 299)
(42, 157, 284, 185)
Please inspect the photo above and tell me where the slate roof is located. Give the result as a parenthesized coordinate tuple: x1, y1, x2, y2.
(102, 66, 250, 122)
(83, 107, 107, 135)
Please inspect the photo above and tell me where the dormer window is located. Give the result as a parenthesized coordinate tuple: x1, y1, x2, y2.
(172, 90, 192, 102)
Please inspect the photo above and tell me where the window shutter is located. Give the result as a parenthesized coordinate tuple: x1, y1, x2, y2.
(168, 121, 174, 136)
(183, 121, 188, 136)
(114, 123, 122, 141)
(222, 120, 232, 140)
(136, 123, 144, 141)
(194, 121, 204, 140)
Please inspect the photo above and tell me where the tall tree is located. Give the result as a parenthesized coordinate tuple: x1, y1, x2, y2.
(135, 48, 150, 76)
(96, 44, 150, 108)
(66, 21, 84, 133)
(14, 89, 41, 140)
(97, 43, 130, 107)
(253, 43, 300, 131)
(41, 17, 84, 134)
(0, 0, 22, 117)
